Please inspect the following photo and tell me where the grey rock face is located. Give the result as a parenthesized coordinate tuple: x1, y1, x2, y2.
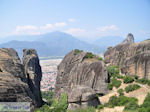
(67, 85, 100, 110)
(104, 34, 150, 79)
(0, 48, 35, 108)
(0, 48, 25, 81)
(121, 33, 134, 44)
(23, 49, 42, 107)
(54, 50, 108, 109)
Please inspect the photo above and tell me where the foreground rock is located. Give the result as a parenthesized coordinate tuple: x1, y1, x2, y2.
(23, 49, 43, 107)
(0, 48, 43, 109)
(54, 50, 108, 109)
(104, 33, 150, 79)
(0, 48, 34, 104)
(67, 85, 100, 110)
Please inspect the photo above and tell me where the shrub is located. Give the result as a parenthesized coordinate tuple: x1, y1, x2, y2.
(141, 93, 150, 108)
(98, 57, 103, 61)
(111, 78, 122, 88)
(69, 107, 96, 112)
(84, 52, 95, 58)
(136, 78, 149, 85)
(35, 104, 51, 112)
(124, 101, 139, 111)
(123, 75, 134, 83)
(125, 84, 141, 93)
(117, 88, 124, 96)
(136, 50, 141, 54)
(107, 65, 119, 77)
(74, 49, 82, 55)
(105, 95, 138, 108)
(97, 104, 104, 111)
(133, 75, 139, 80)
(108, 83, 113, 90)
(42, 91, 53, 105)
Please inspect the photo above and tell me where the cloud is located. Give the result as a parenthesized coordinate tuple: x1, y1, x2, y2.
(12, 22, 67, 35)
(13, 25, 40, 35)
(68, 18, 76, 22)
(40, 24, 53, 30)
(55, 22, 66, 27)
(65, 28, 86, 37)
(97, 25, 118, 32)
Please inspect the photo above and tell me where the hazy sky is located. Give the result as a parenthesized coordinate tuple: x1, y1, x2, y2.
(0, 0, 150, 41)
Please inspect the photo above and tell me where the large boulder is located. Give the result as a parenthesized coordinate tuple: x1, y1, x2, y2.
(104, 33, 150, 79)
(23, 49, 43, 107)
(54, 50, 108, 109)
(67, 85, 100, 110)
(0, 48, 35, 107)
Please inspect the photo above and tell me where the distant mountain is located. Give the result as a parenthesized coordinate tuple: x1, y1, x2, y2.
(93, 36, 124, 49)
(0, 32, 105, 57)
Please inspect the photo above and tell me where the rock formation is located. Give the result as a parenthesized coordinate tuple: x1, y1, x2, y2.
(0, 48, 43, 109)
(0, 48, 34, 104)
(104, 33, 150, 79)
(67, 85, 100, 110)
(121, 33, 134, 44)
(23, 49, 43, 107)
(54, 50, 108, 109)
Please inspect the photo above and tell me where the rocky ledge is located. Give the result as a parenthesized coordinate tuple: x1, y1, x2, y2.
(54, 50, 108, 109)
(104, 33, 150, 79)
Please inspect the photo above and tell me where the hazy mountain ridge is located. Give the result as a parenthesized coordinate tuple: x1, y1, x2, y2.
(0, 32, 105, 57)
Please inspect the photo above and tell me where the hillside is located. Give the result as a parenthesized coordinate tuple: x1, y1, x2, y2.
(0, 32, 104, 57)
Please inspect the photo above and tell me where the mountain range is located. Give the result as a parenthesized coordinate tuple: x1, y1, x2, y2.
(0, 31, 125, 57)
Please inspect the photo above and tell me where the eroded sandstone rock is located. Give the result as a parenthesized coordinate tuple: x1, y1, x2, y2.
(23, 49, 43, 107)
(104, 33, 150, 79)
(0, 48, 35, 108)
(54, 50, 108, 109)
(67, 85, 100, 110)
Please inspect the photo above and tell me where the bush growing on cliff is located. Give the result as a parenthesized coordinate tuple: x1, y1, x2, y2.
(117, 88, 124, 96)
(84, 52, 95, 58)
(68, 107, 96, 112)
(107, 65, 119, 77)
(36, 93, 68, 112)
(108, 83, 113, 90)
(125, 84, 141, 93)
(105, 95, 138, 108)
(74, 49, 83, 55)
(42, 91, 53, 105)
(111, 78, 122, 88)
(123, 75, 134, 83)
(136, 78, 150, 86)
(98, 57, 103, 61)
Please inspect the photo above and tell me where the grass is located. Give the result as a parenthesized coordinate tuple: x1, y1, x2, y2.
(125, 84, 141, 93)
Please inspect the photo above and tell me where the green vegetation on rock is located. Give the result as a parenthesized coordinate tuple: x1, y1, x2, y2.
(68, 107, 96, 112)
(117, 88, 124, 96)
(111, 78, 122, 88)
(123, 75, 134, 84)
(125, 84, 141, 93)
(107, 65, 119, 77)
(84, 52, 95, 58)
(105, 95, 138, 108)
(74, 49, 83, 55)
(98, 57, 103, 61)
(136, 78, 150, 86)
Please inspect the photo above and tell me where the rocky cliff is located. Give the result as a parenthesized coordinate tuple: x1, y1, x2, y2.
(23, 49, 43, 107)
(54, 50, 108, 109)
(104, 33, 150, 79)
(0, 48, 42, 108)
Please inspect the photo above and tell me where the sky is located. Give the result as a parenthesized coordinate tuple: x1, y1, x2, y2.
(0, 0, 150, 41)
